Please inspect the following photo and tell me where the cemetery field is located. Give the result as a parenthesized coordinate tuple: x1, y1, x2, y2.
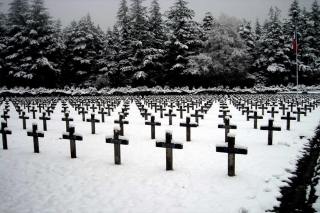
(0, 94, 320, 213)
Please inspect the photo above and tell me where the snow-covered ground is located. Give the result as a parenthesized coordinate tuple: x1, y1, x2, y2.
(0, 96, 319, 213)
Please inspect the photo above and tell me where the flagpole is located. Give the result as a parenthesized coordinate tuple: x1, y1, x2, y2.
(295, 21, 299, 97)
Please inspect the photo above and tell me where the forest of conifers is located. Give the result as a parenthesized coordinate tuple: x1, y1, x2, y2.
(0, 0, 319, 89)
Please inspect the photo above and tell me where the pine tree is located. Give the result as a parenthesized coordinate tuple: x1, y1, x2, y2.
(63, 14, 105, 87)
(22, 0, 65, 87)
(164, 0, 202, 87)
(4, 0, 30, 87)
(254, 7, 290, 85)
(201, 12, 214, 40)
(239, 19, 255, 64)
(310, 0, 320, 74)
(0, 2, 6, 86)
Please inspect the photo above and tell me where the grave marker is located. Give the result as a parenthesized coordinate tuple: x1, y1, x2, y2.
(216, 133, 248, 176)
(145, 115, 161, 139)
(62, 125, 83, 158)
(114, 113, 129, 136)
(19, 111, 29, 129)
(218, 116, 237, 142)
(260, 118, 282, 145)
(164, 109, 176, 125)
(281, 112, 296, 130)
(0, 121, 11, 149)
(27, 123, 44, 153)
(156, 130, 183, 171)
(86, 113, 100, 134)
(62, 112, 73, 132)
(39, 112, 50, 131)
(180, 116, 198, 141)
(248, 111, 263, 129)
(106, 127, 129, 165)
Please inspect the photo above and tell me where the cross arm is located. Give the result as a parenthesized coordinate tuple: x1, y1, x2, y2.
(180, 122, 198, 127)
(145, 121, 161, 126)
(105, 137, 129, 145)
(62, 133, 83, 141)
(216, 144, 248, 155)
(156, 141, 183, 149)
(27, 131, 44, 137)
(218, 124, 237, 129)
(281, 116, 296, 120)
(0, 128, 12, 134)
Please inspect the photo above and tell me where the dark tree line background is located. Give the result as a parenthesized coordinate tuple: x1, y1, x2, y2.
(0, 0, 319, 89)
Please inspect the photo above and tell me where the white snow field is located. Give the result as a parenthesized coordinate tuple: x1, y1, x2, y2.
(0, 96, 319, 213)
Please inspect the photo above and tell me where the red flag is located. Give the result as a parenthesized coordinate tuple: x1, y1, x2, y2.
(292, 29, 297, 53)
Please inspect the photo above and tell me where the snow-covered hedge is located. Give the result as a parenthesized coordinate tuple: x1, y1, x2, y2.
(0, 84, 319, 96)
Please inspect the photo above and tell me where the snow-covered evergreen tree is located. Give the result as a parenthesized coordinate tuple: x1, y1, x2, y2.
(63, 14, 105, 87)
(239, 20, 255, 65)
(309, 0, 320, 76)
(201, 12, 213, 41)
(164, 0, 202, 87)
(0, 2, 7, 86)
(22, 0, 65, 87)
(254, 7, 290, 85)
(4, 0, 30, 87)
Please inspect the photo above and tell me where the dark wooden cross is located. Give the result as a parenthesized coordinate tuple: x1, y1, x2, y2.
(119, 107, 129, 118)
(39, 112, 50, 131)
(45, 107, 53, 116)
(61, 105, 69, 113)
(258, 104, 268, 116)
(293, 107, 306, 122)
(0, 121, 11, 150)
(19, 111, 29, 129)
(241, 106, 251, 121)
(106, 127, 129, 165)
(30, 106, 38, 119)
(180, 116, 198, 141)
(37, 103, 44, 113)
(260, 118, 281, 145)
(176, 105, 186, 119)
(78, 107, 88, 121)
(191, 109, 204, 126)
(145, 115, 161, 139)
(62, 125, 83, 158)
(216, 134, 248, 176)
(303, 104, 311, 116)
(27, 123, 44, 153)
(1, 110, 10, 124)
(90, 104, 97, 113)
(86, 113, 100, 134)
(266, 107, 279, 118)
(184, 103, 191, 113)
(279, 104, 288, 115)
(98, 107, 108, 123)
(141, 108, 151, 120)
(105, 105, 114, 116)
(62, 112, 73, 132)
(164, 109, 176, 125)
(218, 116, 237, 142)
(218, 109, 232, 120)
(157, 105, 166, 118)
(156, 131, 183, 171)
(248, 111, 263, 129)
(114, 113, 129, 136)
(15, 106, 23, 115)
(281, 111, 296, 130)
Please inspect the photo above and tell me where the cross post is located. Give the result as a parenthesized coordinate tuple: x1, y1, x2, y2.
(78, 107, 88, 121)
(156, 131, 183, 171)
(39, 112, 50, 131)
(0, 121, 11, 150)
(86, 113, 100, 134)
(216, 133, 248, 176)
(27, 123, 44, 153)
(30, 106, 38, 119)
(19, 111, 29, 129)
(293, 106, 306, 122)
(114, 113, 129, 136)
(106, 127, 129, 165)
(62, 125, 83, 158)
(281, 112, 296, 130)
(145, 115, 161, 139)
(260, 118, 281, 145)
(248, 111, 263, 129)
(164, 109, 176, 125)
(218, 116, 237, 142)
(176, 105, 186, 119)
(191, 109, 203, 125)
(98, 107, 108, 122)
(180, 116, 198, 141)
(62, 112, 73, 132)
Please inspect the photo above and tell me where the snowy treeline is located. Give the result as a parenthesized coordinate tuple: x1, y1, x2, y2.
(1, 84, 319, 96)
(0, 0, 319, 89)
